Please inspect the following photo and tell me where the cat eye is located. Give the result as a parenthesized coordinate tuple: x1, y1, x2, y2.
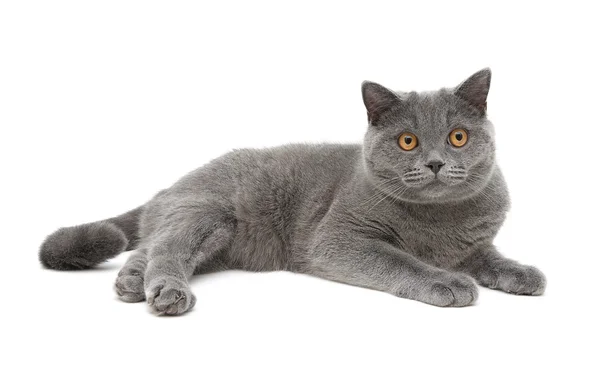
(449, 129, 468, 148)
(398, 132, 418, 151)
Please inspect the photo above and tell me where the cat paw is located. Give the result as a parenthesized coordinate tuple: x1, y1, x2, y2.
(484, 264, 546, 296)
(146, 278, 196, 316)
(115, 271, 145, 302)
(423, 273, 479, 307)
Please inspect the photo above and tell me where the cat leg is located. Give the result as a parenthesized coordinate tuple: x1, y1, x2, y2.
(144, 204, 234, 315)
(309, 236, 478, 307)
(114, 248, 148, 302)
(455, 246, 546, 295)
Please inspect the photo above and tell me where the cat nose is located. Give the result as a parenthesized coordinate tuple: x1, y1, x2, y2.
(426, 160, 445, 174)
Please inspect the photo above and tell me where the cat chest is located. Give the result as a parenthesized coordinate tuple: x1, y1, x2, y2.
(390, 214, 502, 268)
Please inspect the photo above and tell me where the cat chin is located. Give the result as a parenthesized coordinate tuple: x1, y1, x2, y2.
(397, 181, 473, 204)
(417, 189, 455, 203)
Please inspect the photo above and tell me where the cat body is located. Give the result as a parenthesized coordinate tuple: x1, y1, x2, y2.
(40, 69, 545, 314)
(143, 144, 507, 273)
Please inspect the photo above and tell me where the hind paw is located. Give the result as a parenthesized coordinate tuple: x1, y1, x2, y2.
(115, 271, 145, 302)
(146, 278, 196, 316)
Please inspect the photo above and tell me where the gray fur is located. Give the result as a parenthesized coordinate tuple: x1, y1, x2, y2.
(40, 222, 127, 270)
(40, 68, 546, 315)
(40, 207, 142, 270)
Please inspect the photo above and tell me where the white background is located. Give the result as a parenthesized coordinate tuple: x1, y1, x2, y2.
(1, 1, 598, 374)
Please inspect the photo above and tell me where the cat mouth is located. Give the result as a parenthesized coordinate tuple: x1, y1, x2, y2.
(415, 179, 454, 199)
(422, 177, 461, 193)
(425, 178, 447, 187)
(402, 172, 464, 190)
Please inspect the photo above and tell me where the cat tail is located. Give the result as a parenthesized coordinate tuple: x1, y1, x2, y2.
(39, 205, 144, 270)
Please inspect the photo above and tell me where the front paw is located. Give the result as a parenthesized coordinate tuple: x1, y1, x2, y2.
(146, 278, 196, 316)
(481, 263, 546, 296)
(422, 273, 479, 307)
(115, 269, 145, 302)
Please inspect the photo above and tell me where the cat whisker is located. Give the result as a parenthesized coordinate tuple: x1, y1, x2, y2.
(364, 180, 408, 212)
(381, 184, 411, 211)
(360, 178, 403, 207)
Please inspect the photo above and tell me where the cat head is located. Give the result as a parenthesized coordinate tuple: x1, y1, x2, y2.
(361, 69, 496, 204)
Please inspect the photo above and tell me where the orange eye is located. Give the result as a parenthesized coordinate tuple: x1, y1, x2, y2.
(449, 129, 468, 147)
(398, 132, 418, 151)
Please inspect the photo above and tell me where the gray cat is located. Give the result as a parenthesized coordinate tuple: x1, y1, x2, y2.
(39, 69, 546, 315)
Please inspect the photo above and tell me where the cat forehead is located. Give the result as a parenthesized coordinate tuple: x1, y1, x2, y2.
(398, 89, 456, 109)
(383, 90, 462, 130)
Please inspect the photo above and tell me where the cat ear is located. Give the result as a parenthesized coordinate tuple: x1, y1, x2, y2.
(361, 81, 401, 125)
(454, 68, 491, 112)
